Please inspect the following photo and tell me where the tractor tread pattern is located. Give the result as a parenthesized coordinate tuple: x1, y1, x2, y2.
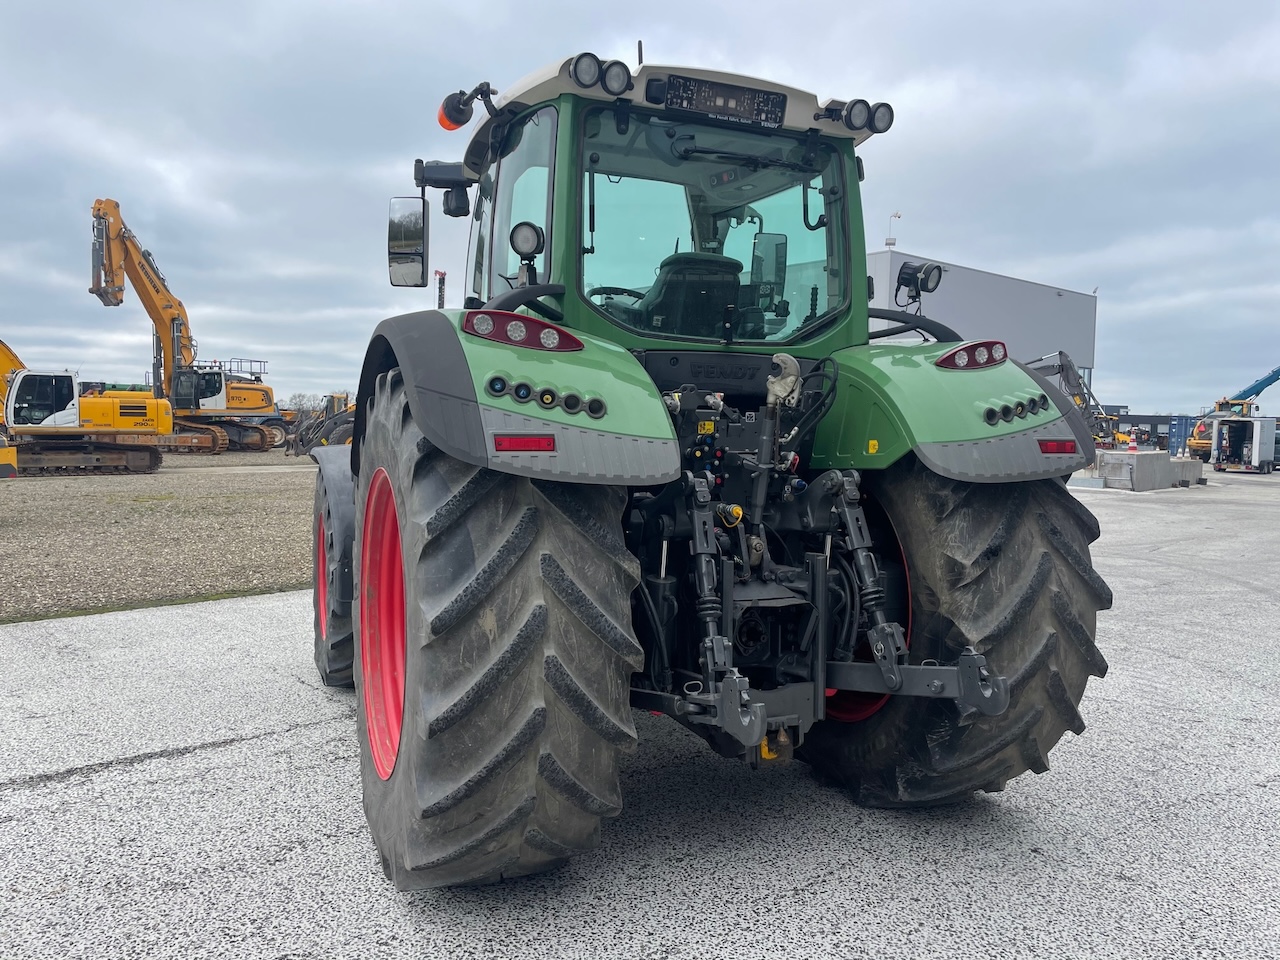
(312, 469, 355, 687)
(408, 797, 536, 872)
(537, 750, 623, 817)
(429, 506, 540, 636)
(427, 604, 546, 738)
(540, 554, 645, 663)
(803, 455, 1111, 808)
(418, 708, 546, 817)
(356, 368, 639, 890)
(543, 654, 636, 746)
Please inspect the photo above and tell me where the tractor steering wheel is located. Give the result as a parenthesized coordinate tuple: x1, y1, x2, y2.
(587, 286, 646, 302)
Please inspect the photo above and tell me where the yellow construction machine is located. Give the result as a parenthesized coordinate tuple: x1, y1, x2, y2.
(0, 339, 19, 476)
(1186, 365, 1280, 462)
(1, 337, 173, 474)
(1028, 351, 1129, 449)
(89, 198, 290, 451)
(285, 393, 355, 455)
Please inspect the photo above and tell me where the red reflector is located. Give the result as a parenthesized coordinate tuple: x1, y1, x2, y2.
(1038, 439, 1077, 455)
(494, 435, 556, 453)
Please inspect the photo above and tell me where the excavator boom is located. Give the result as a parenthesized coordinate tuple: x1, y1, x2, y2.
(88, 199, 283, 452)
(90, 198, 197, 395)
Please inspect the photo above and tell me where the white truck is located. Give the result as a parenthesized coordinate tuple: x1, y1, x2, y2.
(1211, 417, 1276, 474)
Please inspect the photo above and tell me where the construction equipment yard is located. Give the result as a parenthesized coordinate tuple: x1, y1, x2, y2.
(4, 8, 1279, 955)
(0, 450, 314, 623)
(0, 470, 1276, 958)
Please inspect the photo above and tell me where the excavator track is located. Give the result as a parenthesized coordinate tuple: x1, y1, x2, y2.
(167, 420, 231, 454)
(221, 422, 271, 452)
(17, 441, 162, 476)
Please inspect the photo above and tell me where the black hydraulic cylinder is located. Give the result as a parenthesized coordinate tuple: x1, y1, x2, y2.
(807, 552, 829, 721)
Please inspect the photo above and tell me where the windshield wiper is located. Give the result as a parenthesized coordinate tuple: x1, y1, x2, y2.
(670, 137, 819, 174)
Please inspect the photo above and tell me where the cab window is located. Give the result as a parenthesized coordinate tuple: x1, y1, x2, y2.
(488, 106, 557, 296)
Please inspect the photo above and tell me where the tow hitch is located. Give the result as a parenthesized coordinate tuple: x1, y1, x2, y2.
(825, 648, 1010, 717)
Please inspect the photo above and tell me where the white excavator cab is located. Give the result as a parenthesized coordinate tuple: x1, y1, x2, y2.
(5, 370, 79, 428)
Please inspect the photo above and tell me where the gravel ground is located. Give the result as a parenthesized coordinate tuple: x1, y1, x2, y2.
(0, 448, 316, 622)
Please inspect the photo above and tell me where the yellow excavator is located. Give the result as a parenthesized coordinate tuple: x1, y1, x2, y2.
(0, 339, 20, 476)
(89, 198, 289, 452)
(1, 337, 173, 474)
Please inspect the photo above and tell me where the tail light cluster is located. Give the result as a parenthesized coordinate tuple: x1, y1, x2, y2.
(936, 340, 1007, 370)
(463, 311, 583, 352)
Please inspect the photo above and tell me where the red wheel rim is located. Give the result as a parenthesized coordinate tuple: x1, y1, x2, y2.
(315, 513, 328, 640)
(825, 504, 912, 723)
(360, 467, 406, 780)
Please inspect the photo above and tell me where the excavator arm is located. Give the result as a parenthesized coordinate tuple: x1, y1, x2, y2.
(1028, 351, 1119, 443)
(90, 198, 196, 395)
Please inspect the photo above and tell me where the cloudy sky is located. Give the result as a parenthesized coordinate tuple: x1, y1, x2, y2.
(2, 1, 1277, 414)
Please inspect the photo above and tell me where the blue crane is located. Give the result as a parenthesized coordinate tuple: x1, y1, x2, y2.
(1229, 364, 1280, 402)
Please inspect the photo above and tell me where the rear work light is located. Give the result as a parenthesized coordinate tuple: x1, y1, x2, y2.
(494, 435, 556, 452)
(1038, 439, 1077, 455)
(463, 311, 584, 351)
(936, 340, 1007, 370)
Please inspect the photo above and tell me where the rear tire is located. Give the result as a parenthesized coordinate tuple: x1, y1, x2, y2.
(802, 456, 1112, 806)
(328, 421, 354, 447)
(354, 367, 643, 889)
(313, 467, 355, 687)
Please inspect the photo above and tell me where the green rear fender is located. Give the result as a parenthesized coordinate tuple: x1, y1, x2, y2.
(353, 309, 679, 485)
(811, 343, 1090, 482)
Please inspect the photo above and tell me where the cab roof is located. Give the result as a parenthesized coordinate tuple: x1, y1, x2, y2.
(459, 55, 886, 178)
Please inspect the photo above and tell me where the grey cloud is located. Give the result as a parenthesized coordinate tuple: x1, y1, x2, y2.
(2, 1, 1277, 413)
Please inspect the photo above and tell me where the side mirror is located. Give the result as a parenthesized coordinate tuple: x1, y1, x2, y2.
(750, 232, 788, 309)
(388, 196, 428, 287)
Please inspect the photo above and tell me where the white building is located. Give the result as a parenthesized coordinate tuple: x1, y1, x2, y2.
(866, 249, 1097, 376)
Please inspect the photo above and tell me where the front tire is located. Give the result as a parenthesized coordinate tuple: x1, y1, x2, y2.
(353, 368, 643, 889)
(802, 456, 1112, 806)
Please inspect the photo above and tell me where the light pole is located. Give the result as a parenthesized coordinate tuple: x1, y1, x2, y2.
(886, 211, 901, 248)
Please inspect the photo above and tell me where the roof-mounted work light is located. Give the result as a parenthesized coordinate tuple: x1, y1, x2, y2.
(896, 260, 943, 301)
(570, 52, 603, 88)
(842, 99, 871, 131)
(869, 102, 895, 134)
(600, 60, 633, 96)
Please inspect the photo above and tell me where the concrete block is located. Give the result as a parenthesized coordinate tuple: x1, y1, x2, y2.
(1095, 451, 1203, 492)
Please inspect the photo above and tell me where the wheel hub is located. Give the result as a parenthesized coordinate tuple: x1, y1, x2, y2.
(360, 467, 407, 780)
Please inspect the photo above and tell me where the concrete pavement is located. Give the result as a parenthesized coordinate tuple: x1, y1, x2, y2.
(1, 475, 1277, 959)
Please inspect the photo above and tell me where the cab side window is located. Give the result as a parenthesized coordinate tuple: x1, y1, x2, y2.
(488, 106, 557, 296)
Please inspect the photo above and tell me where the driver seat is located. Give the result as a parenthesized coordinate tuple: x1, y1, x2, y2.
(635, 253, 743, 338)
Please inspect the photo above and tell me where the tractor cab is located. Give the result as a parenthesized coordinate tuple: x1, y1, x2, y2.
(389, 55, 897, 365)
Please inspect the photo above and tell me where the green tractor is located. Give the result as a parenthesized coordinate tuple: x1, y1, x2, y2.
(311, 53, 1112, 889)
